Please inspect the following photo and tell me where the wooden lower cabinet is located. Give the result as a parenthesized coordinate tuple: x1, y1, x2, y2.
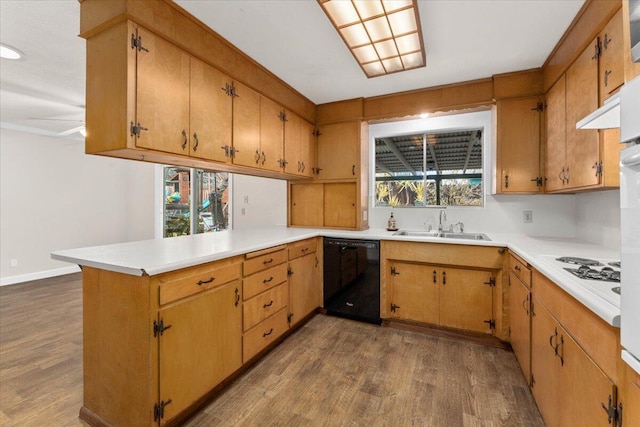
(158, 281, 242, 423)
(532, 296, 615, 427)
(382, 241, 507, 338)
(289, 251, 320, 327)
(243, 308, 289, 362)
(387, 261, 495, 334)
(620, 361, 640, 427)
(509, 272, 531, 384)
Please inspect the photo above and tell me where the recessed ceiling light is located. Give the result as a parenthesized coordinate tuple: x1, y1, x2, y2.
(0, 43, 24, 60)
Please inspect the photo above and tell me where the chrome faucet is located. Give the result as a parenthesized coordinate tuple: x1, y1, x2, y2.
(438, 210, 447, 232)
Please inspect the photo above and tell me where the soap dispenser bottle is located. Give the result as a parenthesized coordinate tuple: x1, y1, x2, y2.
(387, 212, 397, 231)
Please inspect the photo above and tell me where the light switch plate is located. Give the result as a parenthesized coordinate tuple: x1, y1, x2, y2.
(523, 211, 533, 223)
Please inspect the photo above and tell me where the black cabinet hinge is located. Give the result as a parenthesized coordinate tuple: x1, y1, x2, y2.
(287, 312, 293, 324)
(530, 373, 535, 388)
(531, 300, 535, 317)
(531, 176, 544, 187)
(287, 267, 293, 277)
(593, 39, 602, 60)
(153, 319, 172, 337)
(279, 111, 288, 122)
(483, 276, 496, 287)
(130, 122, 148, 138)
(484, 319, 495, 329)
(390, 303, 400, 312)
(391, 267, 400, 276)
(312, 129, 322, 137)
(153, 399, 172, 421)
(601, 392, 622, 426)
(130, 34, 149, 52)
(531, 102, 544, 112)
(312, 167, 322, 175)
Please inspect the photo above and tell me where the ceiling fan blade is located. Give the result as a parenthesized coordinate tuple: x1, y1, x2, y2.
(56, 125, 86, 136)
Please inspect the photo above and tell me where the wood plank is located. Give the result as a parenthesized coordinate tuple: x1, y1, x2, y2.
(493, 68, 544, 99)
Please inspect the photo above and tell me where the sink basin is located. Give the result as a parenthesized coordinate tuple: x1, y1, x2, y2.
(393, 230, 491, 241)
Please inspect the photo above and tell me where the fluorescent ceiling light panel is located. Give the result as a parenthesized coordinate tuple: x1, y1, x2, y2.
(0, 43, 24, 60)
(318, 0, 426, 78)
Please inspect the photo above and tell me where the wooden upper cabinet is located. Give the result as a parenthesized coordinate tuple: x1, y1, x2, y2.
(284, 112, 316, 177)
(135, 27, 191, 155)
(231, 81, 261, 168)
(565, 39, 600, 189)
(323, 183, 357, 228)
(259, 96, 285, 173)
(545, 75, 567, 192)
(189, 58, 232, 162)
(316, 121, 360, 180)
(599, 9, 624, 103)
(496, 96, 543, 193)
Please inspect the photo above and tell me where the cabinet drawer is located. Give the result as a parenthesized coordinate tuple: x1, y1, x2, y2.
(243, 308, 289, 362)
(243, 248, 287, 276)
(243, 282, 288, 331)
(289, 238, 317, 260)
(510, 254, 531, 288)
(158, 262, 241, 305)
(243, 263, 288, 301)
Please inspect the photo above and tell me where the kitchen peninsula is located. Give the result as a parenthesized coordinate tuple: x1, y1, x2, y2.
(52, 226, 632, 426)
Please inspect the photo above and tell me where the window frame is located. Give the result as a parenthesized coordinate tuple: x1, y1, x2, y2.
(369, 110, 492, 210)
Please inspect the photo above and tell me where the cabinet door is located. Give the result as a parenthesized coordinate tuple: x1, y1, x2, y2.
(439, 267, 493, 333)
(509, 273, 531, 384)
(158, 281, 242, 423)
(558, 323, 615, 427)
(135, 27, 190, 155)
(323, 183, 356, 228)
(388, 262, 439, 324)
(232, 81, 261, 168)
(599, 9, 624, 102)
(300, 119, 316, 178)
(260, 96, 284, 172)
(290, 183, 323, 227)
(545, 75, 567, 192)
(316, 122, 359, 180)
(531, 299, 563, 427)
(566, 40, 599, 189)
(496, 97, 542, 193)
(284, 111, 303, 175)
(289, 252, 320, 326)
(189, 58, 232, 162)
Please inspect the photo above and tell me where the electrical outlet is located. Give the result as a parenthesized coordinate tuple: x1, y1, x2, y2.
(10, 259, 18, 267)
(523, 211, 533, 223)
(241, 208, 246, 216)
(243, 196, 249, 204)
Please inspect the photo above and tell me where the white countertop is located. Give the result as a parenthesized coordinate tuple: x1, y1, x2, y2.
(51, 226, 621, 327)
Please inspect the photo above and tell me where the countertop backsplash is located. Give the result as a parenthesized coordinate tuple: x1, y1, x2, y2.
(370, 194, 577, 238)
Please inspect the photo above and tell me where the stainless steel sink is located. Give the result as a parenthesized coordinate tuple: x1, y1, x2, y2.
(393, 230, 491, 241)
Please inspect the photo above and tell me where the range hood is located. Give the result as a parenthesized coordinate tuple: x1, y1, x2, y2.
(576, 92, 620, 130)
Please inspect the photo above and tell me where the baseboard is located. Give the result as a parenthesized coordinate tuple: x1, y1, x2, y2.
(0, 265, 81, 286)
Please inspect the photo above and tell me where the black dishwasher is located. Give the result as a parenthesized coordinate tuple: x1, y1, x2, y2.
(323, 238, 381, 325)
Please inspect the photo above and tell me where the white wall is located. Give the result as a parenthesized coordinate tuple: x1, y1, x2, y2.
(231, 174, 287, 229)
(0, 128, 155, 284)
(575, 190, 621, 250)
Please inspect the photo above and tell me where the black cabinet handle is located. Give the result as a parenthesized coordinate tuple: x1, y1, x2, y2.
(433, 270, 437, 284)
(263, 300, 274, 308)
(263, 258, 273, 265)
(181, 130, 188, 150)
(352, 164, 356, 175)
(263, 328, 273, 337)
(514, 265, 521, 272)
(197, 277, 215, 286)
(442, 271, 446, 285)
(263, 276, 273, 284)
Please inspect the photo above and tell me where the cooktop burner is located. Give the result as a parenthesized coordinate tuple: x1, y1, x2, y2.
(556, 256, 604, 266)
(564, 265, 620, 283)
(608, 261, 621, 268)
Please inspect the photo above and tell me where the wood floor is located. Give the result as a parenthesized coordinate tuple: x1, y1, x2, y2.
(0, 274, 545, 426)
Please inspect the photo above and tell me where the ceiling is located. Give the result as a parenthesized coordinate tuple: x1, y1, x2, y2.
(0, 0, 585, 139)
